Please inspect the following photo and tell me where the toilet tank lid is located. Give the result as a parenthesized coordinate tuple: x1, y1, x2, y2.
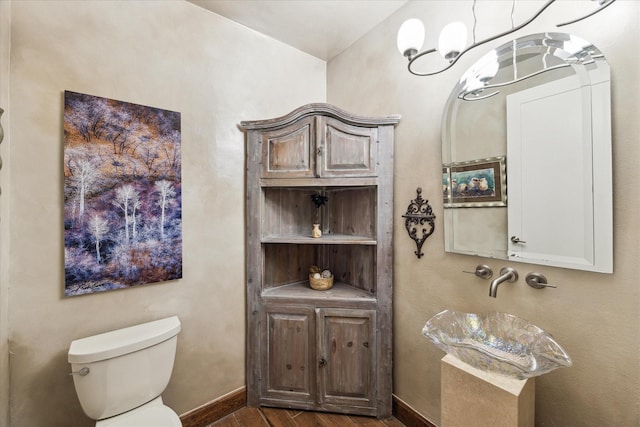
(68, 316, 181, 364)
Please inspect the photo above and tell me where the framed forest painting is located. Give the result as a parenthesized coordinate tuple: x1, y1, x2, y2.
(63, 91, 182, 296)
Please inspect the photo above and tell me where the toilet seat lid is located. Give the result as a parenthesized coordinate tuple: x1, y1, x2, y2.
(96, 404, 182, 427)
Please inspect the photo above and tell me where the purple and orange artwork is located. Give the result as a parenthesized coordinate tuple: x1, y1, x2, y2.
(63, 91, 182, 296)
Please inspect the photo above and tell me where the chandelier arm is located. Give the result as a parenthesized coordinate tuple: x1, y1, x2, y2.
(481, 63, 571, 91)
(406, 48, 439, 76)
(459, 90, 500, 101)
(407, 0, 557, 77)
(557, 0, 616, 27)
(458, 63, 572, 101)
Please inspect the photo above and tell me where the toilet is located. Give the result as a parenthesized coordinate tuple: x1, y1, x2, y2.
(68, 316, 183, 426)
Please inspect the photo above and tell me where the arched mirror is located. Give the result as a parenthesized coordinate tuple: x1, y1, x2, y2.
(442, 32, 612, 273)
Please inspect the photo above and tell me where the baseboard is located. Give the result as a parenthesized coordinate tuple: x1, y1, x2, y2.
(180, 388, 435, 427)
(392, 395, 437, 427)
(180, 386, 246, 427)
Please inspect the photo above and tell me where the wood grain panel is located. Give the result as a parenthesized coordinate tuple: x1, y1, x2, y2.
(263, 305, 316, 404)
(261, 407, 300, 427)
(323, 245, 376, 292)
(263, 244, 316, 288)
(392, 396, 437, 427)
(318, 117, 378, 177)
(327, 187, 376, 238)
(318, 308, 376, 408)
(261, 116, 314, 178)
(263, 188, 316, 237)
(180, 387, 246, 427)
(183, 393, 421, 426)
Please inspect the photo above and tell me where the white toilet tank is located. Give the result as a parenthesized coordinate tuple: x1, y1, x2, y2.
(68, 316, 181, 420)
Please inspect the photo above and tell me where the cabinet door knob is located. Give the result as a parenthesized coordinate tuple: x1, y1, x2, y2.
(319, 357, 327, 368)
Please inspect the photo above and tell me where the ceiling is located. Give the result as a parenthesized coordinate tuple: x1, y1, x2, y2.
(187, 0, 408, 61)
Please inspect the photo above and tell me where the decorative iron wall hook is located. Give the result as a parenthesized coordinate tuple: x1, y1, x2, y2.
(402, 187, 436, 258)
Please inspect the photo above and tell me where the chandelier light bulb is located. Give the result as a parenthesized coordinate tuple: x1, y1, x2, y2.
(476, 50, 500, 82)
(564, 34, 591, 57)
(438, 21, 468, 62)
(464, 76, 484, 95)
(478, 60, 500, 83)
(397, 18, 425, 59)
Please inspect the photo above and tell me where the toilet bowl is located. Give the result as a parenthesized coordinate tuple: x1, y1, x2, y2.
(95, 397, 181, 427)
(68, 316, 182, 426)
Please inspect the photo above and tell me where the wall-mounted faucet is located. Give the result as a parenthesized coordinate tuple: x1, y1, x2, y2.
(489, 267, 518, 298)
(463, 264, 493, 280)
(525, 272, 557, 290)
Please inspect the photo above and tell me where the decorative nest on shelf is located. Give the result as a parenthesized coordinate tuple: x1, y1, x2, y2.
(309, 266, 334, 291)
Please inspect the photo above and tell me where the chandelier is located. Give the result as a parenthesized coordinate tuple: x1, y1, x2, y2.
(397, 0, 616, 77)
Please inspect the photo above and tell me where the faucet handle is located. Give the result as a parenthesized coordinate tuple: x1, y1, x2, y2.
(463, 264, 493, 279)
(525, 272, 557, 289)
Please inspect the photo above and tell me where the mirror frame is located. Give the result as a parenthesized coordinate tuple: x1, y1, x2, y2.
(442, 33, 612, 273)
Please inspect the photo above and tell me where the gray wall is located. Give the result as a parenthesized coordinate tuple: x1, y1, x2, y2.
(328, 1, 639, 425)
(1, 1, 325, 426)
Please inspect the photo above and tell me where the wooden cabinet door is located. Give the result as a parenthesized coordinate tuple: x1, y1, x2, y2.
(262, 305, 316, 404)
(317, 308, 376, 408)
(261, 116, 315, 178)
(317, 117, 378, 177)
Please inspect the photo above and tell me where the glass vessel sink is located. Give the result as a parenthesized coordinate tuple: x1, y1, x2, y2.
(422, 310, 572, 379)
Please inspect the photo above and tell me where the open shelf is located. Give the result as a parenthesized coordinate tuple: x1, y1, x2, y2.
(262, 281, 376, 304)
(262, 233, 376, 245)
(263, 243, 377, 294)
(262, 186, 377, 240)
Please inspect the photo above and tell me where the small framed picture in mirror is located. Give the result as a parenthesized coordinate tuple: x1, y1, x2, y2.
(443, 156, 506, 208)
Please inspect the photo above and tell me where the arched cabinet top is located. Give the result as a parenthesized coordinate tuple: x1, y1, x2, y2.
(239, 103, 401, 131)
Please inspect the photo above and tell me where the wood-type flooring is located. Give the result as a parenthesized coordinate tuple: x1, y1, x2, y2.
(208, 406, 406, 427)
